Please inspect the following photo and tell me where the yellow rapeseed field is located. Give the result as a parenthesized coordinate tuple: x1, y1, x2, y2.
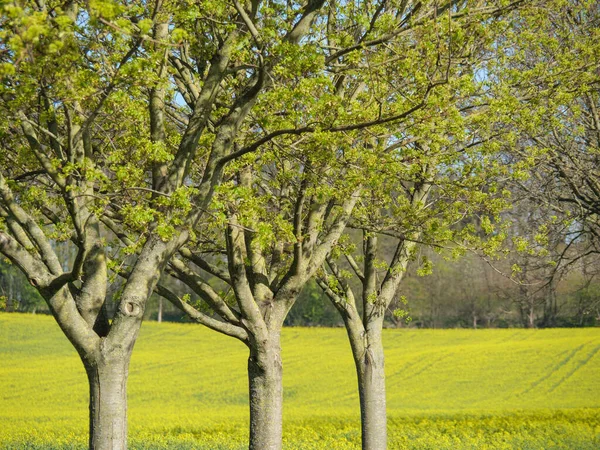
(0, 313, 599, 449)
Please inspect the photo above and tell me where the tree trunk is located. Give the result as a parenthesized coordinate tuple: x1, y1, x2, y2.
(8, 277, 15, 311)
(527, 305, 535, 328)
(248, 332, 283, 450)
(85, 353, 130, 450)
(6, 294, 13, 312)
(355, 329, 387, 450)
(157, 297, 163, 323)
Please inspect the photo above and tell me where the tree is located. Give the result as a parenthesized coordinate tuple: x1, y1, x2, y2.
(479, 0, 600, 329)
(154, 2, 534, 449)
(313, 1, 549, 447)
(502, 0, 600, 280)
(0, 0, 334, 447)
(154, 56, 375, 449)
(317, 140, 511, 448)
(569, 256, 600, 326)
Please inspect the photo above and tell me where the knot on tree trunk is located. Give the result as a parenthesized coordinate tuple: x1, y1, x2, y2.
(119, 296, 144, 317)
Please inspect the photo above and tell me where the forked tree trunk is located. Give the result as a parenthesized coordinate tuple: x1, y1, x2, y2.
(355, 330, 387, 450)
(248, 332, 283, 450)
(84, 352, 131, 450)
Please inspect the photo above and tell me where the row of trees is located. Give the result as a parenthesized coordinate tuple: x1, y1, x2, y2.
(0, 1, 598, 449)
(6, 241, 599, 328)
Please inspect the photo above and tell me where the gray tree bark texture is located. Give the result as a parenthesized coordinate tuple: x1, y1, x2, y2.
(355, 331, 387, 450)
(248, 334, 284, 450)
(85, 354, 130, 450)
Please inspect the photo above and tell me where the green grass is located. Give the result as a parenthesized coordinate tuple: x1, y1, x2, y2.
(1, 313, 599, 449)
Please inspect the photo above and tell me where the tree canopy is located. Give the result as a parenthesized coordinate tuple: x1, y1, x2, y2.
(1, 1, 599, 449)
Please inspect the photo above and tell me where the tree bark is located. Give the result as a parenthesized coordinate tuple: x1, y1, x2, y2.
(527, 305, 535, 328)
(248, 332, 283, 450)
(354, 328, 387, 450)
(6, 293, 13, 312)
(85, 352, 130, 450)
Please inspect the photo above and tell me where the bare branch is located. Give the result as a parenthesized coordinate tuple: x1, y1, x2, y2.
(156, 282, 248, 342)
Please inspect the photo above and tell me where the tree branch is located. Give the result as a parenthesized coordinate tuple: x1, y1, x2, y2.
(156, 282, 248, 342)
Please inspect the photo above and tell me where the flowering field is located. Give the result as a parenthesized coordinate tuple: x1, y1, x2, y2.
(1, 313, 599, 449)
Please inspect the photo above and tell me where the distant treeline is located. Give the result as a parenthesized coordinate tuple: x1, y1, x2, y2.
(3, 249, 598, 329)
